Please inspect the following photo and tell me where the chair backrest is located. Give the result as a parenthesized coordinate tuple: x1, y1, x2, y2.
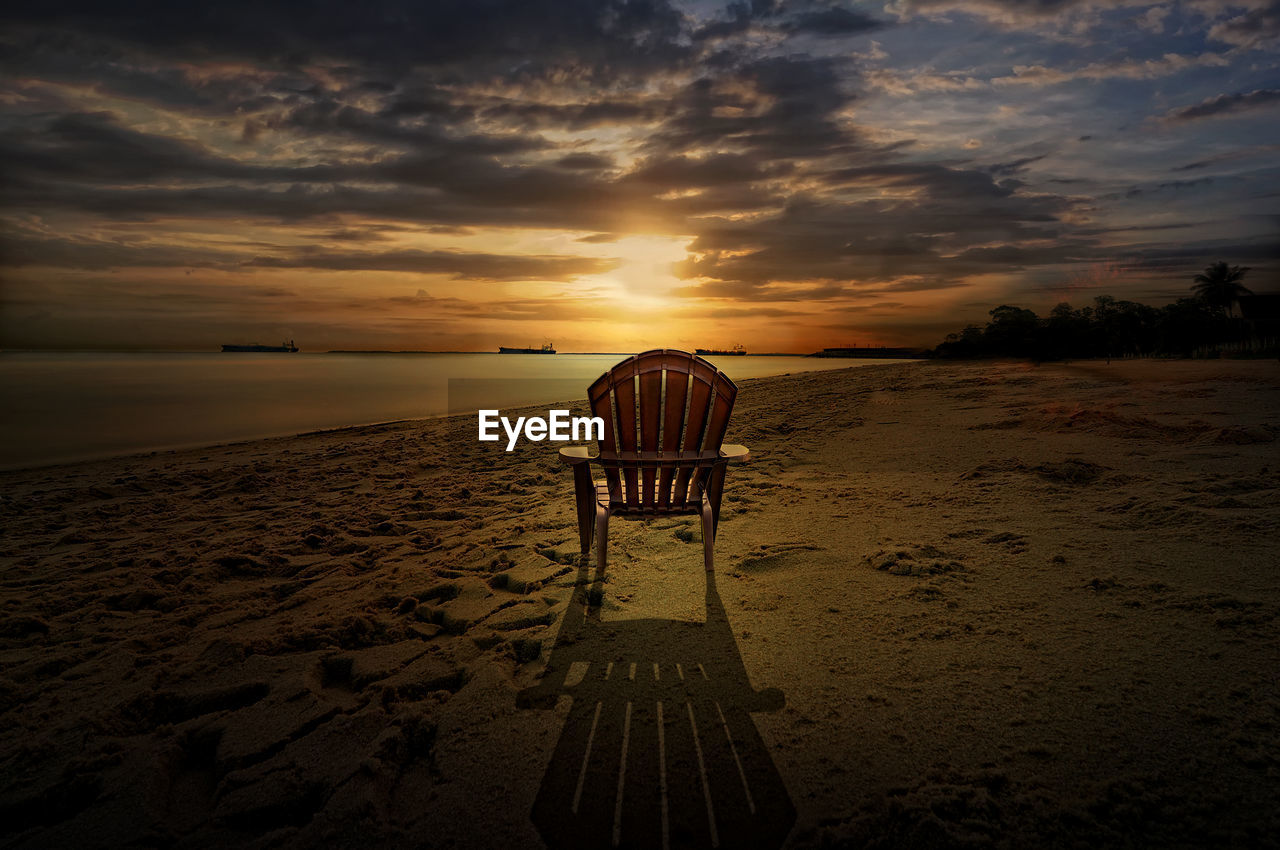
(587, 349, 738, 510)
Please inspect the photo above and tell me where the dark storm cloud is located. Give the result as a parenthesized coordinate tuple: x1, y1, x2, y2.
(693, 1, 885, 41)
(785, 5, 885, 36)
(2, 0, 691, 76)
(1208, 0, 1280, 47)
(985, 154, 1049, 176)
(253, 98, 540, 153)
(894, 0, 1280, 54)
(0, 112, 262, 184)
(673, 172, 1080, 291)
(0, 178, 631, 233)
(672, 279, 851, 301)
(0, 227, 618, 280)
(949, 242, 1093, 267)
(478, 99, 666, 131)
(644, 55, 868, 161)
(1104, 176, 1225, 200)
(377, 89, 472, 121)
(1161, 89, 1280, 123)
(948, 0, 1083, 9)
(243, 248, 619, 280)
(1169, 145, 1280, 173)
(0, 35, 280, 114)
(319, 224, 418, 243)
(621, 153, 793, 187)
(1074, 222, 1202, 236)
(0, 233, 241, 270)
(0, 104, 785, 230)
(1118, 240, 1280, 266)
(0, 112, 650, 230)
(892, 0, 1111, 20)
(821, 163, 1029, 201)
(554, 153, 616, 171)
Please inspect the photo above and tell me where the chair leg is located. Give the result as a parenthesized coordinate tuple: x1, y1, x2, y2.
(706, 462, 728, 535)
(700, 499, 715, 572)
(572, 465, 595, 555)
(595, 504, 610, 576)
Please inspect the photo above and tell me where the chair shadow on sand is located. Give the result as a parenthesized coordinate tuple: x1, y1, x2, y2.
(517, 559, 795, 850)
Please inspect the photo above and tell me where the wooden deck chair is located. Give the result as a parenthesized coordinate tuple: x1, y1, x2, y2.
(559, 349, 749, 573)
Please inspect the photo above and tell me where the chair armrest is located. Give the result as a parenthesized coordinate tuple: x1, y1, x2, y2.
(719, 444, 749, 462)
(559, 445, 596, 465)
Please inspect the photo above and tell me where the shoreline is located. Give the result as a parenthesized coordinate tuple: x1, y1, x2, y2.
(2, 359, 1278, 848)
(0, 356, 1246, 474)
(0, 353, 875, 472)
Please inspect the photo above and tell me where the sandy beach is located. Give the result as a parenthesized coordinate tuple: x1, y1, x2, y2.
(2, 358, 1278, 849)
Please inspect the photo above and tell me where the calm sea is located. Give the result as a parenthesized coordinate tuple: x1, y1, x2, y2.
(0, 352, 904, 470)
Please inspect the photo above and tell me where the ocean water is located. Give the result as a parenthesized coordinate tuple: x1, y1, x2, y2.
(0, 352, 905, 469)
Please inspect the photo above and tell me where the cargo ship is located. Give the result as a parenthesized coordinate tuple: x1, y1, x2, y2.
(221, 340, 298, 353)
(499, 342, 556, 354)
(695, 344, 746, 356)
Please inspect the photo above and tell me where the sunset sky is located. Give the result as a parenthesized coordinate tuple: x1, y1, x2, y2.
(1, 0, 1277, 352)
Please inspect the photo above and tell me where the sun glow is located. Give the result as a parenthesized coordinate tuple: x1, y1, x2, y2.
(580, 234, 692, 293)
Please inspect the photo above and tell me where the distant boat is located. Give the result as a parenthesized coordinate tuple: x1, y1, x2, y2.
(222, 339, 298, 353)
(499, 342, 556, 354)
(696, 344, 746, 356)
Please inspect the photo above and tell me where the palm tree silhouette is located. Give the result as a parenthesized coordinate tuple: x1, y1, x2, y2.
(1192, 261, 1253, 319)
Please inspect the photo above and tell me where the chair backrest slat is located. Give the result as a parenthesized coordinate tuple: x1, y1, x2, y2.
(588, 350, 738, 511)
(658, 364, 689, 507)
(674, 359, 717, 506)
(661, 368, 689, 453)
(683, 369, 714, 451)
(703, 383, 737, 450)
(638, 365, 662, 508)
(611, 362, 639, 508)
(588, 374, 621, 498)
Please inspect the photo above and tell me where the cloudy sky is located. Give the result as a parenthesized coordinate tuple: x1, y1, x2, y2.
(1, 0, 1276, 352)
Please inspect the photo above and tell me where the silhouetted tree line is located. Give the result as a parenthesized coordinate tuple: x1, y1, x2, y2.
(933, 262, 1258, 360)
